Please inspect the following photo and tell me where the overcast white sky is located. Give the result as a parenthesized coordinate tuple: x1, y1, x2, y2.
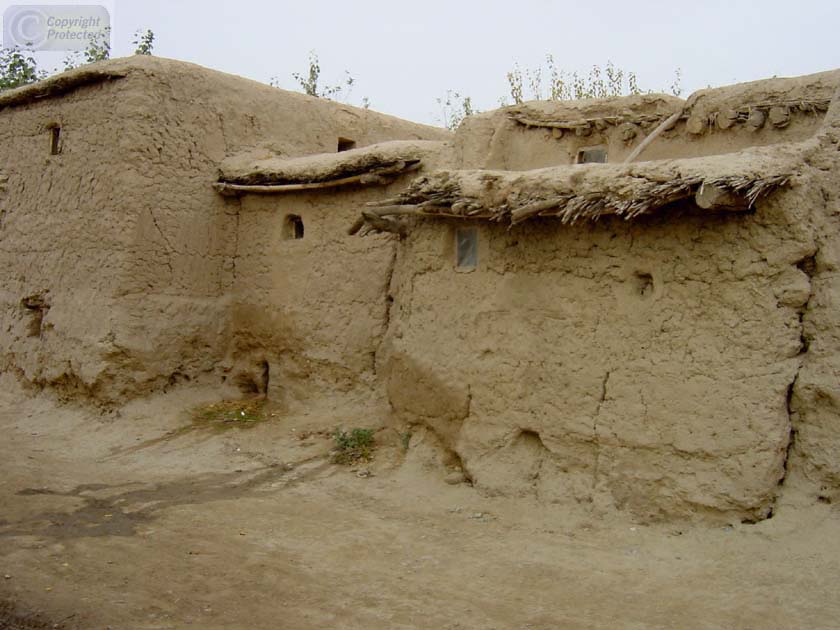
(4, 0, 840, 125)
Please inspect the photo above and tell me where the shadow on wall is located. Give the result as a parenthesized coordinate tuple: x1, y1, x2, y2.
(386, 351, 471, 454)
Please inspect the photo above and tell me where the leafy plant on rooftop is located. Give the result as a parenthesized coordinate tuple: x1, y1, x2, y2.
(505, 57, 646, 104)
(0, 47, 46, 91)
(440, 57, 684, 130)
(84, 26, 111, 63)
(670, 67, 684, 98)
(132, 29, 155, 56)
(61, 28, 154, 71)
(62, 27, 112, 70)
(437, 89, 479, 131)
(273, 50, 370, 108)
(1, 26, 157, 91)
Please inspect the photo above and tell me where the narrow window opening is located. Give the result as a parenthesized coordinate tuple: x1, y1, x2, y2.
(455, 227, 478, 270)
(337, 137, 356, 152)
(49, 126, 61, 155)
(21, 294, 49, 337)
(576, 145, 607, 164)
(283, 214, 304, 240)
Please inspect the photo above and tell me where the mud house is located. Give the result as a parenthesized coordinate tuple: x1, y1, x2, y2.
(1, 56, 839, 523)
(0, 56, 448, 403)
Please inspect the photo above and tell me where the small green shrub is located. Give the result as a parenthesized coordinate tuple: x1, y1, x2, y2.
(132, 29, 155, 56)
(332, 427, 375, 464)
(0, 47, 46, 92)
(190, 398, 266, 429)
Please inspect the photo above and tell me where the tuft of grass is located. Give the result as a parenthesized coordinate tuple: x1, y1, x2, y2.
(331, 427, 375, 465)
(190, 398, 267, 430)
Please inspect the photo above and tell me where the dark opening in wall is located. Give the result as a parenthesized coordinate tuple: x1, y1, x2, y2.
(283, 214, 304, 240)
(234, 360, 270, 395)
(21, 293, 49, 337)
(337, 137, 356, 152)
(633, 271, 654, 298)
(576, 145, 607, 164)
(49, 125, 61, 155)
(455, 227, 478, 270)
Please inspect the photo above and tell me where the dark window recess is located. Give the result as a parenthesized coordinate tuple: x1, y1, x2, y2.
(455, 227, 478, 269)
(49, 126, 61, 155)
(576, 146, 607, 164)
(337, 137, 356, 152)
(633, 271, 654, 298)
(283, 214, 304, 240)
(21, 294, 49, 337)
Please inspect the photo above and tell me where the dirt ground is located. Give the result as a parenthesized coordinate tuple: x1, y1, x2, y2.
(1, 378, 839, 630)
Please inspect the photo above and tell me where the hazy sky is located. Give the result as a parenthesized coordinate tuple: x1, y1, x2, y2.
(5, 0, 840, 125)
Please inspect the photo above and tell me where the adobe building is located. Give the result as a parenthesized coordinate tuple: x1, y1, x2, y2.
(0, 56, 448, 403)
(2, 55, 839, 523)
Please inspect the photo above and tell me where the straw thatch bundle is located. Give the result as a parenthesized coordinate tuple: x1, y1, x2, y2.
(216, 140, 443, 191)
(351, 146, 796, 235)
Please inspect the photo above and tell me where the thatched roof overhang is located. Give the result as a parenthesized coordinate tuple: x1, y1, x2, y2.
(350, 146, 799, 235)
(214, 140, 444, 196)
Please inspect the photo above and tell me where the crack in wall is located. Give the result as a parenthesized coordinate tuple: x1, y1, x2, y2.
(773, 250, 818, 512)
(231, 203, 241, 283)
(770, 366, 804, 520)
(591, 369, 611, 491)
(533, 456, 545, 503)
(371, 241, 399, 377)
(148, 209, 174, 274)
(216, 112, 229, 154)
(781, 382, 798, 484)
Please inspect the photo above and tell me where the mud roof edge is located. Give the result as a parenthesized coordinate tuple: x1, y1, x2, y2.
(0, 67, 128, 110)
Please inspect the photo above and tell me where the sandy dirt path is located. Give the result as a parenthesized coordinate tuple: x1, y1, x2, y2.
(1, 384, 839, 629)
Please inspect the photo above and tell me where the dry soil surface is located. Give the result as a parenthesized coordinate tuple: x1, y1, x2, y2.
(1, 382, 839, 630)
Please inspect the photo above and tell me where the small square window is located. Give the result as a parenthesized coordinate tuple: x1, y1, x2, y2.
(576, 145, 607, 164)
(455, 227, 478, 270)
